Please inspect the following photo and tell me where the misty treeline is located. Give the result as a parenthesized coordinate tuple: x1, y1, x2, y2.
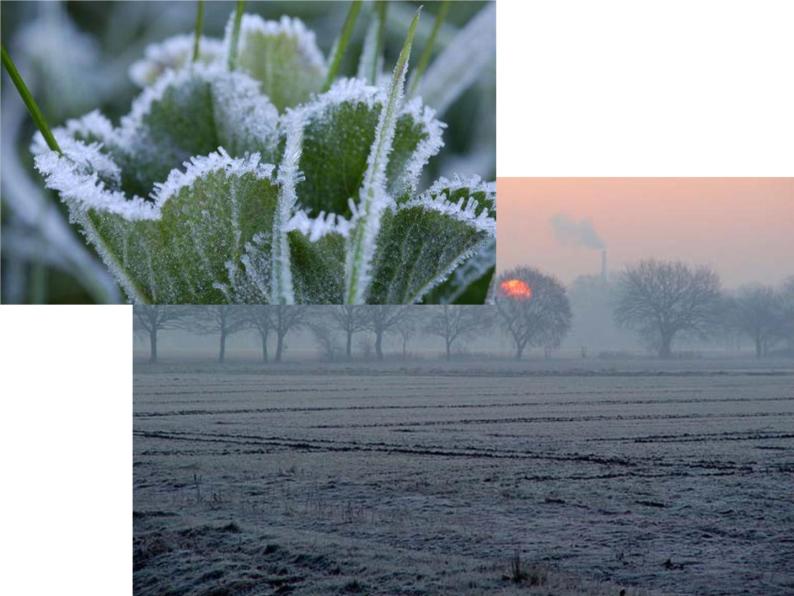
(134, 261, 794, 362)
(134, 305, 498, 363)
(493, 260, 792, 359)
(569, 260, 794, 358)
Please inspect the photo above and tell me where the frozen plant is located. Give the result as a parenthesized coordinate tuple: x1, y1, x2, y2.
(24, 2, 496, 304)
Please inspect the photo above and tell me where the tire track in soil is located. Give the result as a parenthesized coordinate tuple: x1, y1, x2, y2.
(133, 395, 794, 417)
(590, 430, 794, 444)
(305, 410, 794, 429)
(134, 429, 764, 476)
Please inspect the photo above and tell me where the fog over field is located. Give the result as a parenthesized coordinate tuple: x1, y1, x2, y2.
(134, 304, 794, 595)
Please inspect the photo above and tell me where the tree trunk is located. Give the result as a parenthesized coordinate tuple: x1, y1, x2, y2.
(260, 332, 269, 363)
(275, 332, 285, 362)
(445, 339, 451, 361)
(149, 329, 158, 363)
(346, 331, 353, 360)
(219, 331, 226, 363)
(402, 336, 407, 360)
(515, 342, 525, 360)
(659, 331, 673, 359)
(375, 331, 384, 361)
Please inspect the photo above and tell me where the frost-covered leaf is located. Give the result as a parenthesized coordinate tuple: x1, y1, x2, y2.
(289, 79, 443, 219)
(24, 7, 494, 305)
(116, 66, 279, 196)
(128, 34, 225, 87)
(229, 14, 327, 112)
(289, 230, 346, 304)
(35, 147, 279, 303)
(421, 239, 495, 304)
(367, 177, 495, 304)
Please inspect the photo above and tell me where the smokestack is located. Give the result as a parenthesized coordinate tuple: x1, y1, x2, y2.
(601, 250, 608, 282)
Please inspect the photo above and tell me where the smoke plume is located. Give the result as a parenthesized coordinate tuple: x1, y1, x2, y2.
(550, 213, 605, 249)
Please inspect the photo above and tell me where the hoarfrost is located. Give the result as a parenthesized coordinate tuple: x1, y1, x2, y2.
(287, 211, 352, 241)
(129, 34, 225, 87)
(229, 14, 326, 71)
(241, 232, 273, 300)
(270, 114, 304, 305)
(402, 175, 496, 235)
(151, 148, 275, 208)
(34, 149, 156, 221)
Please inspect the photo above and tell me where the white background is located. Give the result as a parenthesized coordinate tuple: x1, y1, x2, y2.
(498, 0, 794, 175)
(2, 1, 793, 593)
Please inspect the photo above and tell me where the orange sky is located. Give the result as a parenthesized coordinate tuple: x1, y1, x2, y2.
(498, 178, 794, 288)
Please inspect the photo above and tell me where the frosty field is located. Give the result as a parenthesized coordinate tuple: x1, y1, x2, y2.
(133, 360, 794, 595)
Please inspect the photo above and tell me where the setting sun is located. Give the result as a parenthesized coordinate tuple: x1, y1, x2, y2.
(499, 279, 533, 299)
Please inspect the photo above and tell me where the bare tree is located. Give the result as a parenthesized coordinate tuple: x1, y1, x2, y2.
(133, 305, 186, 363)
(614, 260, 722, 358)
(395, 308, 420, 360)
(495, 267, 572, 359)
(730, 285, 784, 358)
(189, 306, 248, 363)
(426, 305, 490, 360)
(781, 276, 794, 352)
(329, 306, 368, 359)
(272, 305, 307, 362)
(308, 309, 340, 361)
(243, 306, 273, 363)
(362, 306, 406, 361)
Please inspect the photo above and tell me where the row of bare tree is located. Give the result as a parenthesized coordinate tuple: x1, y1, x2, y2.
(610, 261, 794, 358)
(134, 305, 497, 363)
(134, 261, 794, 362)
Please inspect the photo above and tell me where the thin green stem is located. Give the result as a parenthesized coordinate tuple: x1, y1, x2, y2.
(323, 0, 363, 91)
(371, 1, 389, 83)
(1, 45, 60, 153)
(192, 0, 205, 62)
(30, 262, 47, 304)
(408, 0, 448, 96)
(227, 0, 245, 71)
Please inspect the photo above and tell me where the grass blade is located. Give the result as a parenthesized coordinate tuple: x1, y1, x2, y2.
(345, 8, 421, 304)
(227, 0, 245, 70)
(407, 0, 449, 96)
(1, 45, 61, 153)
(414, 2, 495, 115)
(357, 2, 389, 84)
(192, 0, 206, 62)
(372, 1, 388, 83)
(323, 0, 363, 91)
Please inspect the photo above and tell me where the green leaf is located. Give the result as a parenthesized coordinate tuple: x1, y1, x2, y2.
(420, 239, 495, 304)
(232, 14, 327, 112)
(288, 231, 345, 304)
(115, 67, 279, 197)
(366, 177, 495, 304)
(290, 84, 442, 220)
(39, 148, 280, 303)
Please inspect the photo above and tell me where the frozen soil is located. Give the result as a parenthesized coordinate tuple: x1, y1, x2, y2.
(133, 359, 794, 595)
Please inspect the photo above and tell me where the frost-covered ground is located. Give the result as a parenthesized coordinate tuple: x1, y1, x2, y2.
(133, 358, 794, 595)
